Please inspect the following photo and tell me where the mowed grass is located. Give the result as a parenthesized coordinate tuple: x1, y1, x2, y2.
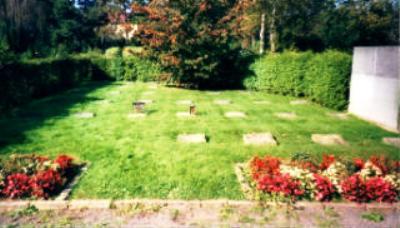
(0, 82, 399, 199)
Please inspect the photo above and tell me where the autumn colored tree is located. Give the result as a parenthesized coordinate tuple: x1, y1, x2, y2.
(131, 0, 252, 88)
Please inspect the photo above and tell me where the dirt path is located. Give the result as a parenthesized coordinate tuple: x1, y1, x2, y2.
(0, 200, 399, 227)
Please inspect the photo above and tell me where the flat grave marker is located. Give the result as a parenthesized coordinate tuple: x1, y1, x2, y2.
(225, 111, 246, 118)
(383, 137, 400, 148)
(207, 92, 221, 95)
(328, 112, 349, 120)
(177, 134, 206, 143)
(290, 99, 308, 105)
(253, 100, 270, 105)
(243, 133, 277, 146)
(95, 100, 110, 105)
(312, 134, 348, 146)
(214, 99, 231, 105)
(176, 112, 192, 118)
(143, 91, 155, 96)
(127, 113, 146, 119)
(109, 91, 121, 96)
(275, 112, 297, 120)
(74, 112, 95, 119)
(176, 100, 193, 105)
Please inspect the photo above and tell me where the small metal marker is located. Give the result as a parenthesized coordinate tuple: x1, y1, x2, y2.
(133, 101, 145, 113)
(189, 104, 196, 115)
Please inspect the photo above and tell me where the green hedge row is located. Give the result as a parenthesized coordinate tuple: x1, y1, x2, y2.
(245, 50, 352, 110)
(76, 53, 162, 82)
(0, 54, 162, 114)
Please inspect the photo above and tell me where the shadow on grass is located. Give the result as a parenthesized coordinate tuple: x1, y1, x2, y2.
(0, 81, 113, 150)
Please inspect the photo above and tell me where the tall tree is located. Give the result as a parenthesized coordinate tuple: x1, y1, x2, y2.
(131, 0, 247, 88)
(235, 0, 289, 53)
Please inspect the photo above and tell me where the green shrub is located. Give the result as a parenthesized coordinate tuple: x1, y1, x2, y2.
(304, 51, 352, 110)
(78, 49, 162, 81)
(249, 52, 312, 96)
(123, 57, 137, 81)
(134, 57, 162, 82)
(110, 56, 125, 81)
(104, 47, 121, 58)
(0, 57, 93, 113)
(247, 50, 352, 110)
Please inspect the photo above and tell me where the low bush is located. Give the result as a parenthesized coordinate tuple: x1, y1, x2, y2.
(123, 56, 162, 82)
(244, 154, 399, 203)
(0, 58, 92, 113)
(246, 52, 312, 96)
(246, 50, 352, 110)
(0, 154, 81, 199)
(304, 51, 352, 110)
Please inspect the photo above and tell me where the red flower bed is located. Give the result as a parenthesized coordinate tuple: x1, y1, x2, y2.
(0, 154, 81, 199)
(246, 154, 399, 203)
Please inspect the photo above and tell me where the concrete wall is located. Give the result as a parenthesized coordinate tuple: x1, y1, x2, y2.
(349, 46, 400, 132)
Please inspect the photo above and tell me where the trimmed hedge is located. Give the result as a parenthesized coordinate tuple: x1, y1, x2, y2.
(245, 51, 352, 110)
(79, 51, 162, 82)
(0, 54, 162, 114)
(0, 58, 93, 114)
(304, 51, 352, 110)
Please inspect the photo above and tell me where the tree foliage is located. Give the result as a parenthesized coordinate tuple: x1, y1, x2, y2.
(235, 0, 399, 52)
(131, 0, 252, 88)
(0, 0, 108, 56)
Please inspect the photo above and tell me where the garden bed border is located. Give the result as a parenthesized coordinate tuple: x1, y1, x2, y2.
(55, 164, 88, 201)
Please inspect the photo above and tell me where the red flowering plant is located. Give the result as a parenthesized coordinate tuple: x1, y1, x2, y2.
(54, 155, 77, 178)
(31, 169, 64, 199)
(353, 158, 364, 171)
(313, 174, 336, 201)
(54, 155, 74, 171)
(249, 156, 280, 181)
(298, 161, 319, 173)
(2, 173, 32, 198)
(320, 155, 336, 171)
(340, 174, 369, 203)
(257, 173, 305, 201)
(0, 153, 81, 200)
(365, 177, 398, 203)
(248, 155, 309, 202)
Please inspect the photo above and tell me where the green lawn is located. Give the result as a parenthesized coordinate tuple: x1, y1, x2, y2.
(0, 82, 399, 199)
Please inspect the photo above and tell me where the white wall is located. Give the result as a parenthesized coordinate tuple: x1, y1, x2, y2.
(349, 46, 400, 132)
